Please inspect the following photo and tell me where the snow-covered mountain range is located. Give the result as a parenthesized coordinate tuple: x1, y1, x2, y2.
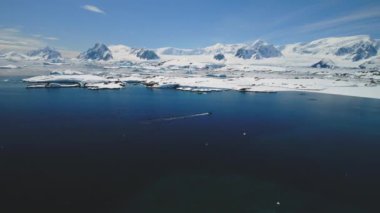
(282, 35, 378, 62)
(27, 46, 63, 62)
(154, 40, 282, 60)
(1, 35, 379, 69)
(106, 35, 379, 69)
(106, 45, 160, 61)
(0, 52, 29, 62)
(0, 47, 63, 63)
(7, 35, 379, 99)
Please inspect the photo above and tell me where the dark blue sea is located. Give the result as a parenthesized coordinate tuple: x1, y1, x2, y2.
(1, 77, 380, 213)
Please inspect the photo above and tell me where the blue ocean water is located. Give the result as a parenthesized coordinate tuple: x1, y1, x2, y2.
(0, 77, 380, 213)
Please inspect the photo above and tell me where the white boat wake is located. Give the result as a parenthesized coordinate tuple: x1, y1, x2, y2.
(142, 112, 212, 124)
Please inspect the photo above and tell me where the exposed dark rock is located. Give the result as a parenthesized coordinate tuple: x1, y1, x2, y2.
(214, 53, 225, 61)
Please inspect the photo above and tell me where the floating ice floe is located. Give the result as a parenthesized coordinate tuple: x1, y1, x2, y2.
(46, 83, 79, 88)
(86, 82, 125, 90)
(23, 74, 107, 84)
(0, 64, 19, 69)
(103, 66, 121, 69)
(120, 74, 146, 83)
(27, 83, 79, 88)
(43, 62, 64, 66)
(206, 73, 227, 78)
(177, 86, 224, 92)
(23, 72, 125, 90)
(152, 83, 180, 89)
(26, 84, 47, 88)
(50, 70, 84, 75)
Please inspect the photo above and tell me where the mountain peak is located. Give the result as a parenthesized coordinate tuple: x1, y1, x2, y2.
(78, 43, 113, 61)
(134, 48, 160, 60)
(27, 46, 63, 61)
(236, 40, 282, 59)
(251, 39, 267, 45)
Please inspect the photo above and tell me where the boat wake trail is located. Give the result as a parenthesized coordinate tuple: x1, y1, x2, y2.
(142, 112, 212, 124)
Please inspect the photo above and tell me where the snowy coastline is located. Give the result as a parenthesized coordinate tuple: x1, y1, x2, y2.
(1, 35, 379, 99)
(20, 69, 380, 99)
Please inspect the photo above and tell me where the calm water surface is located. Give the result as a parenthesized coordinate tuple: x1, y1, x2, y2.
(0, 77, 380, 213)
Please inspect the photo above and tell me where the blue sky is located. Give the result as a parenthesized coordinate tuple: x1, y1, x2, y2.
(0, 0, 380, 52)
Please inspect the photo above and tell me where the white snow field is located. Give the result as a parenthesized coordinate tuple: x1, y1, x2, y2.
(1, 35, 379, 98)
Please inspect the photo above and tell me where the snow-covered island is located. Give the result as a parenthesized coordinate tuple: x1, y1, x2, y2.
(2, 35, 380, 99)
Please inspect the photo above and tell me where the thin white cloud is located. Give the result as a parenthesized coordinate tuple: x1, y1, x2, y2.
(0, 28, 61, 53)
(2, 28, 20, 33)
(260, 6, 380, 42)
(82, 5, 105, 14)
(32, 34, 59, 41)
(0, 39, 28, 46)
(298, 7, 380, 33)
(0, 28, 45, 52)
(32, 34, 43, 38)
(0, 27, 77, 57)
(44, 36, 59, 41)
